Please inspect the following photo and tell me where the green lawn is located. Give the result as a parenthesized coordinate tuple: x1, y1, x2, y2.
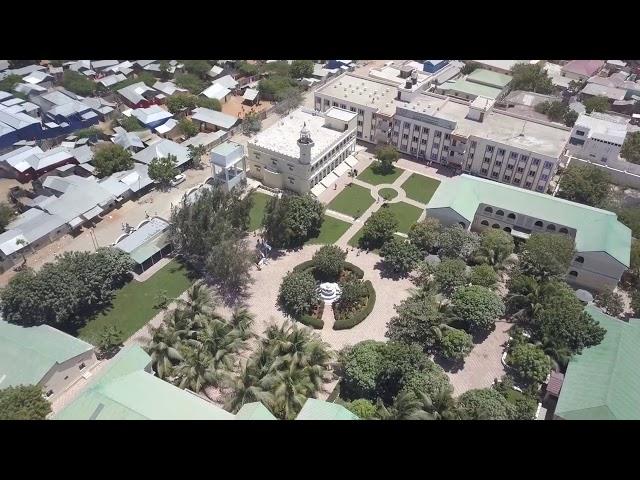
(379, 188, 398, 201)
(248, 191, 272, 231)
(306, 215, 352, 245)
(357, 164, 405, 186)
(78, 259, 196, 343)
(327, 184, 374, 218)
(400, 173, 441, 204)
(384, 202, 424, 234)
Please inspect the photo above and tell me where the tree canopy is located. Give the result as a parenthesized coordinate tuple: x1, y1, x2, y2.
(0, 202, 16, 232)
(263, 194, 324, 248)
(433, 258, 467, 297)
(380, 238, 422, 275)
(312, 245, 346, 280)
(375, 146, 400, 174)
(437, 225, 480, 261)
(178, 118, 198, 138)
(457, 388, 514, 420)
(621, 131, 640, 165)
(278, 270, 318, 318)
(474, 228, 514, 267)
(92, 143, 134, 178)
(0, 385, 52, 420)
(510, 64, 553, 94)
(469, 264, 499, 289)
(62, 70, 96, 96)
(438, 328, 473, 363)
(181, 60, 213, 79)
(386, 290, 444, 352)
(519, 233, 575, 280)
(0, 248, 133, 330)
(408, 216, 441, 253)
(148, 154, 178, 188)
(359, 208, 398, 250)
(584, 95, 610, 114)
(290, 60, 314, 79)
(451, 285, 505, 332)
(558, 163, 611, 208)
(506, 343, 551, 384)
(175, 73, 206, 94)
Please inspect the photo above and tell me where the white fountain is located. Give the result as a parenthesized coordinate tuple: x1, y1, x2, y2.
(317, 282, 342, 304)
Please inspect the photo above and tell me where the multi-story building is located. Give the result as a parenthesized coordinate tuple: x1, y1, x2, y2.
(391, 94, 571, 192)
(246, 107, 357, 194)
(426, 174, 631, 291)
(567, 112, 629, 163)
(314, 74, 398, 144)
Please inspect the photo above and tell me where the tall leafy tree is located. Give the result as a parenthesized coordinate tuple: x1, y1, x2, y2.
(437, 225, 480, 261)
(376, 391, 434, 420)
(92, 143, 134, 178)
(263, 194, 324, 248)
(173, 345, 218, 392)
(380, 237, 422, 275)
(438, 327, 474, 363)
(148, 154, 178, 189)
(359, 208, 398, 250)
(290, 60, 314, 79)
(178, 118, 198, 138)
(450, 285, 505, 332)
(510, 63, 553, 94)
(621, 131, 640, 165)
(506, 343, 551, 384)
(468, 264, 499, 289)
(312, 245, 346, 280)
(558, 163, 611, 207)
(0, 202, 16, 232)
(474, 229, 514, 267)
(374, 145, 400, 174)
(433, 258, 468, 296)
(408, 216, 441, 253)
(456, 388, 515, 420)
(519, 233, 575, 281)
(386, 290, 445, 352)
(584, 95, 610, 114)
(187, 144, 207, 169)
(0, 385, 51, 420)
(277, 271, 317, 318)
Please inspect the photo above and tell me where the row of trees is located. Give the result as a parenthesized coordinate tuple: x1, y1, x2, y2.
(534, 100, 579, 126)
(0, 248, 134, 331)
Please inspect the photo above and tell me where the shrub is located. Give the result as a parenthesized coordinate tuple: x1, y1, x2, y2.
(278, 270, 317, 318)
(469, 264, 499, 289)
(345, 398, 376, 419)
(451, 285, 505, 332)
(506, 343, 551, 384)
(457, 388, 514, 420)
(434, 258, 467, 297)
(312, 245, 347, 281)
(340, 340, 386, 400)
(297, 313, 324, 329)
(438, 328, 473, 363)
(380, 237, 422, 275)
(333, 281, 376, 330)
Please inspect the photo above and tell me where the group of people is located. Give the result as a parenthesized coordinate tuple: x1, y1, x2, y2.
(256, 237, 272, 270)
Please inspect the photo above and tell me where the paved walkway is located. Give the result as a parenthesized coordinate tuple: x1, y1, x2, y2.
(446, 321, 512, 397)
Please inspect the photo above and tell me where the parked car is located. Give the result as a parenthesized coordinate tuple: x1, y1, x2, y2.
(170, 174, 186, 187)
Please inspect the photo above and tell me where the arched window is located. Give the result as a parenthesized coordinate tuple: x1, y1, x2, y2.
(546, 224, 556, 231)
(481, 220, 489, 226)
(492, 223, 500, 229)
(569, 270, 578, 277)
(503, 227, 512, 233)
(575, 256, 584, 263)
(534, 221, 543, 227)
(459, 222, 466, 228)
(496, 210, 504, 216)
(559, 227, 568, 234)
(507, 213, 516, 220)
(484, 206, 493, 213)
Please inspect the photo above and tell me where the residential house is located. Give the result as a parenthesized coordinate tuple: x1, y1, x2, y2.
(425, 174, 631, 291)
(117, 81, 162, 109)
(152, 81, 187, 97)
(191, 107, 238, 132)
(561, 60, 605, 81)
(554, 306, 640, 420)
(567, 112, 629, 163)
(132, 138, 190, 169)
(207, 65, 224, 79)
(201, 83, 231, 103)
(0, 320, 96, 400)
(0, 145, 77, 182)
(130, 105, 173, 129)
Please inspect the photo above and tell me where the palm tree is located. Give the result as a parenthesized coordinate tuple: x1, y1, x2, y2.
(223, 360, 274, 414)
(303, 339, 334, 391)
(228, 307, 255, 341)
(175, 282, 216, 322)
(187, 144, 207, 170)
(415, 388, 458, 420)
(474, 243, 511, 267)
(172, 346, 218, 393)
(193, 319, 243, 373)
(375, 391, 435, 420)
(537, 337, 572, 372)
(262, 363, 315, 420)
(505, 276, 546, 324)
(145, 324, 185, 379)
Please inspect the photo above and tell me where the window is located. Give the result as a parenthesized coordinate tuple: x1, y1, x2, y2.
(421, 139, 427, 145)
(532, 158, 540, 166)
(492, 224, 500, 229)
(413, 136, 419, 142)
(79, 363, 86, 370)
(289, 179, 295, 185)
(536, 185, 544, 192)
(470, 141, 477, 148)
(540, 174, 549, 181)
(481, 220, 489, 226)
(543, 161, 553, 169)
(254, 152, 261, 159)
(517, 167, 524, 173)
(575, 256, 584, 263)
(491, 171, 499, 178)
(507, 213, 516, 220)
(503, 175, 511, 182)
(325, 99, 330, 106)
(546, 224, 556, 231)
(350, 106, 356, 112)
(569, 270, 578, 277)
(576, 130, 585, 136)
(422, 127, 430, 134)
(534, 221, 543, 227)
(452, 140, 457, 146)
(496, 210, 504, 216)
(430, 152, 438, 161)
(444, 133, 450, 140)
(513, 178, 521, 185)
(443, 146, 449, 152)
(414, 125, 420, 131)
(358, 109, 364, 115)
(497, 148, 505, 156)
(434, 131, 442, 138)
(357, 120, 363, 126)
(528, 170, 535, 177)
(525, 181, 532, 188)
(486, 146, 494, 153)
(510, 152, 518, 159)
(340, 104, 346, 109)
(356, 131, 362, 138)
(403, 133, 409, 140)
(271, 159, 278, 166)
(495, 160, 502, 167)
(481, 168, 489, 175)
(559, 227, 568, 234)
(432, 143, 440, 149)
(333, 101, 338, 107)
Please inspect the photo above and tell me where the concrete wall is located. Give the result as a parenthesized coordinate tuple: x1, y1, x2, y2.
(569, 156, 640, 189)
(39, 349, 97, 399)
(567, 251, 626, 291)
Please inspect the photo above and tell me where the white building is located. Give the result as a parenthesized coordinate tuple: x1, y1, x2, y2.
(567, 112, 629, 163)
(247, 107, 357, 194)
(314, 74, 398, 144)
(391, 94, 571, 192)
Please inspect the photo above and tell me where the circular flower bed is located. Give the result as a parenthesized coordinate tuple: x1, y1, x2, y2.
(378, 188, 398, 201)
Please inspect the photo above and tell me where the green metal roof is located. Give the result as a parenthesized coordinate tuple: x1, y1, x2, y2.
(0, 320, 94, 389)
(555, 307, 640, 420)
(466, 68, 512, 89)
(426, 175, 631, 266)
(439, 78, 502, 100)
(295, 398, 359, 420)
(55, 345, 234, 420)
(235, 402, 277, 420)
(128, 231, 170, 264)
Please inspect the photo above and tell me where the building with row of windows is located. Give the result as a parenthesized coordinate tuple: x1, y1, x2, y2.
(246, 107, 357, 194)
(426, 174, 631, 291)
(567, 112, 630, 164)
(391, 95, 571, 192)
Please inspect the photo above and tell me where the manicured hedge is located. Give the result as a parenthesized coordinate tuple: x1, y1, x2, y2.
(333, 280, 376, 330)
(297, 314, 324, 329)
(293, 261, 364, 279)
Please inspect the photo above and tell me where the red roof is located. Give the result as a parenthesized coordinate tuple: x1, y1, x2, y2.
(547, 371, 565, 397)
(562, 60, 605, 77)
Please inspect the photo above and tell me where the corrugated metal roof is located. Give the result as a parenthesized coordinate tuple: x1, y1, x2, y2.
(235, 402, 276, 420)
(295, 398, 359, 420)
(191, 107, 238, 130)
(555, 307, 640, 420)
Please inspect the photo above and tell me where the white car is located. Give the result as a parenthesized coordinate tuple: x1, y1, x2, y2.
(170, 174, 186, 187)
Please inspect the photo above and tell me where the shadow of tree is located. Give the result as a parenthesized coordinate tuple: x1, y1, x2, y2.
(433, 353, 465, 373)
(373, 259, 409, 281)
